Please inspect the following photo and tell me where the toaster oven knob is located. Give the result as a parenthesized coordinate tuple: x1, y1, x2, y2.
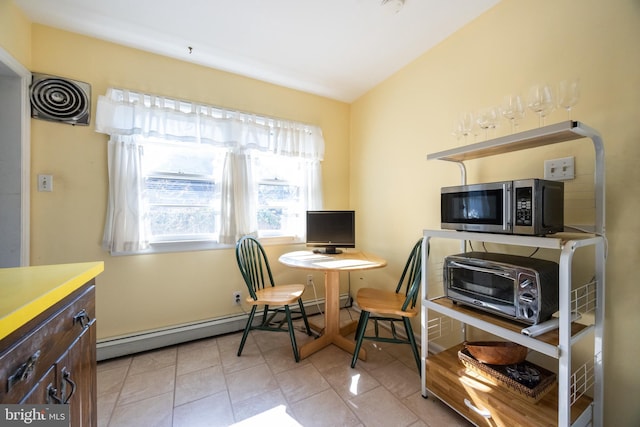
(520, 278, 533, 289)
(520, 306, 535, 319)
(520, 293, 535, 303)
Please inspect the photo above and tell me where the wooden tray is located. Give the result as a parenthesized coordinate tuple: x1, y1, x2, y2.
(458, 348, 556, 403)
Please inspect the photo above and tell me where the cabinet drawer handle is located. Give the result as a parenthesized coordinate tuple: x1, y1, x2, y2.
(7, 350, 41, 391)
(73, 309, 90, 328)
(47, 383, 63, 404)
(464, 398, 492, 419)
(61, 368, 77, 404)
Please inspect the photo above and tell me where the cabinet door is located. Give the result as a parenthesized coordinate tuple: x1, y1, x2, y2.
(56, 319, 97, 427)
(20, 365, 58, 404)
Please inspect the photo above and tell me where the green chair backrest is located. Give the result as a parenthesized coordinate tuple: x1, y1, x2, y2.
(397, 238, 424, 312)
(235, 236, 275, 301)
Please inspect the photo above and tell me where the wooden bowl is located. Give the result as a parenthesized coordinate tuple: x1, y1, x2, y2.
(464, 341, 527, 365)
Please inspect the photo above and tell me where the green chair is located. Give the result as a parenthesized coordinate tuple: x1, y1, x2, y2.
(351, 238, 423, 371)
(235, 236, 312, 362)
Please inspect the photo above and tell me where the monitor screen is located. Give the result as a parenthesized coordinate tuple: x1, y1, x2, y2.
(306, 210, 355, 254)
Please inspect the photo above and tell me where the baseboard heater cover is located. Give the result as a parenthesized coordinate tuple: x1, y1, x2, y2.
(97, 294, 351, 361)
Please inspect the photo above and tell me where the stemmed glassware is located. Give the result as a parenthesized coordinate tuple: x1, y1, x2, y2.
(558, 79, 580, 120)
(527, 84, 555, 127)
(502, 94, 525, 133)
(456, 112, 474, 144)
(476, 107, 499, 140)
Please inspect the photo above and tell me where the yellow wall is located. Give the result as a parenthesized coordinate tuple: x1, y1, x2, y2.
(0, 9, 351, 341)
(350, 0, 639, 425)
(2, 0, 639, 423)
(0, 0, 30, 67)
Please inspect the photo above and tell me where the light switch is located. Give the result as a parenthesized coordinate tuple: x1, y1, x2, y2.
(38, 174, 53, 192)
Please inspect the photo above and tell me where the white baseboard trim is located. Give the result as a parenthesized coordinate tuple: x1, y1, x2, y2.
(96, 294, 351, 361)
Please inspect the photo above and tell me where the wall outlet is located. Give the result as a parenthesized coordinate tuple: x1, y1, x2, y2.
(306, 274, 313, 286)
(233, 291, 241, 305)
(544, 156, 575, 181)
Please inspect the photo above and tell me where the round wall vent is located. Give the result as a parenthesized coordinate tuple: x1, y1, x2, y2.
(30, 73, 91, 125)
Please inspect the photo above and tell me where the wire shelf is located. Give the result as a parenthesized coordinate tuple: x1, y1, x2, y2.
(572, 279, 597, 316)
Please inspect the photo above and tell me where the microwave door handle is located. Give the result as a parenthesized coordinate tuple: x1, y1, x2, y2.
(448, 261, 512, 279)
(503, 182, 512, 232)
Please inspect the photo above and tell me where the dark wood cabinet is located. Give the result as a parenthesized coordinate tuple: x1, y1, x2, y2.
(0, 280, 97, 426)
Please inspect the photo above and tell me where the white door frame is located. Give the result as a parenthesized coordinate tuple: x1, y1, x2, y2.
(0, 47, 31, 266)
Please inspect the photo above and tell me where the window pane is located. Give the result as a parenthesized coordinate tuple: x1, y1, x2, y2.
(145, 177, 220, 240)
(143, 140, 218, 176)
(149, 205, 217, 237)
(255, 154, 303, 237)
(141, 139, 224, 242)
(145, 177, 217, 205)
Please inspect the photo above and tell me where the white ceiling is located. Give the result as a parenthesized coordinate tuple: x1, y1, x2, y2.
(15, 0, 499, 102)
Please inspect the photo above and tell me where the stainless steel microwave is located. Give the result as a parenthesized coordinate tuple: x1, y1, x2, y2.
(444, 252, 559, 325)
(440, 179, 564, 235)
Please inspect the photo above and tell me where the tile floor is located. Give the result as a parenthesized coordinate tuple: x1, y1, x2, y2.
(97, 308, 470, 427)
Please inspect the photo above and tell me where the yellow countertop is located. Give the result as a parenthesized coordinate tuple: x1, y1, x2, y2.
(0, 262, 104, 341)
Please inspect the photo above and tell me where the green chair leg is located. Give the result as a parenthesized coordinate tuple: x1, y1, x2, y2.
(403, 317, 421, 372)
(351, 310, 370, 368)
(285, 305, 300, 362)
(238, 305, 258, 357)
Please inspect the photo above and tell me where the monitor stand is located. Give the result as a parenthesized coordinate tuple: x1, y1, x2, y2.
(312, 247, 342, 254)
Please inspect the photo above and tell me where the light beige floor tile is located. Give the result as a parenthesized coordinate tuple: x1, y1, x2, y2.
(366, 359, 421, 399)
(97, 308, 473, 427)
(231, 389, 291, 423)
(225, 364, 279, 404)
(353, 341, 396, 372)
(174, 365, 227, 406)
(262, 344, 311, 374)
(308, 344, 354, 373)
(97, 391, 118, 427)
(318, 363, 380, 400)
(402, 392, 472, 427)
(173, 392, 235, 427)
(275, 363, 331, 404)
(348, 386, 418, 427)
(97, 355, 132, 374)
(117, 364, 176, 406)
(291, 388, 361, 427)
(97, 363, 129, 397)
(128, 346, 177, 375)
(177, 337, 221, 376)
(109, 392, 173, 427)
(231, 403, 303, 427)
(220, 343, 266, 374)
(215, 330, 249, 353)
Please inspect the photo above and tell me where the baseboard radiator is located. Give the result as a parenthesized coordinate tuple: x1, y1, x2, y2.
(97, 294, 351, 361)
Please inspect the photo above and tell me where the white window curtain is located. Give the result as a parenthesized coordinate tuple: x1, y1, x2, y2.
(96, 88, 324, 254)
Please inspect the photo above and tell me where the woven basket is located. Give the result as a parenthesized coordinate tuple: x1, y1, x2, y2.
(458, 348, 556, 403)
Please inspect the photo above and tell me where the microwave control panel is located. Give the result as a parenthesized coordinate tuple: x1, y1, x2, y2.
(515, 187, 533, 226)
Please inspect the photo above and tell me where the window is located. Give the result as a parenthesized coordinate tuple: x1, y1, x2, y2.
(255, 154, 304, 238)
(97, 88, 324, 255)
(141, 138, 224, 242)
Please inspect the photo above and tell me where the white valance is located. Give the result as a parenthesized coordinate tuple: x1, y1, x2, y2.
(95, 88, 325, 160)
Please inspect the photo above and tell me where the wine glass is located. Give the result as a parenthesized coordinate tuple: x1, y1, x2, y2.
(459, 112, 474, 144)
(558, 79, 580, 120)
(527, 84, 555, 127)
(502, 94, 525, 133)
(451, 119, 464, 144)
(476, 108, 498, 140)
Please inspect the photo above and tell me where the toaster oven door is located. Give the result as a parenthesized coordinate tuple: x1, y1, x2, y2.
(445, 259, 517, 318)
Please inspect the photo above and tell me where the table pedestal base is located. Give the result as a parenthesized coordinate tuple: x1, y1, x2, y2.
(298, 270, 367, 360)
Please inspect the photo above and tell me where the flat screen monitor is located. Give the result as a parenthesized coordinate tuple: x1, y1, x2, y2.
(306, 210, 355, 254)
